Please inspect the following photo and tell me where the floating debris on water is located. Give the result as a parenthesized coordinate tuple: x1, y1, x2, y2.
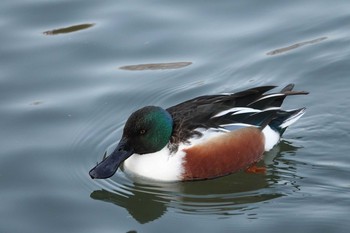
(43, 23, 95, 35)
(267, 37, 327, 55)
(30, 100, 44, 106)
(119, 62, 192, 71)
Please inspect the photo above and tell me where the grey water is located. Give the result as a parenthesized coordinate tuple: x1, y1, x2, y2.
(1, 0, 350, 232)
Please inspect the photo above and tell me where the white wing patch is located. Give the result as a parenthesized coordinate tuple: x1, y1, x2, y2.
(280, 108, 306, 128)
(211, 107, 261, 118)
(212, 106, 281, 119)
(250, 93, 285, 105)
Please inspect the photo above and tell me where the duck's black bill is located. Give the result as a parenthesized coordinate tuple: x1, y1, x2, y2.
(89, 139, 133, 179)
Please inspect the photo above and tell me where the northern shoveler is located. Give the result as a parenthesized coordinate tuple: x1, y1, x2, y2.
(89, 84, 308, 181)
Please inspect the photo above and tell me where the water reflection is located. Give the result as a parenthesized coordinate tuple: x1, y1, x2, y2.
(91, 187, 167, 224)
(43, 23, 95, 35)
(90, 140, 302, 224)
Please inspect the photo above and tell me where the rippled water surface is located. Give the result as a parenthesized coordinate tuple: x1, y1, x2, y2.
(1, 0, 350, 232)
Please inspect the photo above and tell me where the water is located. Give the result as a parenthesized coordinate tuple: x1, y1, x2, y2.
(1, 0, 350, 232)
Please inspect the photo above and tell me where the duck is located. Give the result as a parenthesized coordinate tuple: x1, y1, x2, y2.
(89, 84, 308, 181)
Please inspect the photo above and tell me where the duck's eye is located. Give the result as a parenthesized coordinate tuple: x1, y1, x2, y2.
(139, 129, 146, 135)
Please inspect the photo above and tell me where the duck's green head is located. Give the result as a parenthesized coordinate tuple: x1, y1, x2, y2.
(89, 106, 173, 179)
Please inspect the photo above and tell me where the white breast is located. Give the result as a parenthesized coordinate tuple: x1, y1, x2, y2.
(123, 145, 186, 182)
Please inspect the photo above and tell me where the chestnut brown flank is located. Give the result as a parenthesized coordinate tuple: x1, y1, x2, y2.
(182, 127, 265, 180)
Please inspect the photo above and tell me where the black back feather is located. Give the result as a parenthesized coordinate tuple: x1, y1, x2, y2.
(166, 84, 308, 143)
